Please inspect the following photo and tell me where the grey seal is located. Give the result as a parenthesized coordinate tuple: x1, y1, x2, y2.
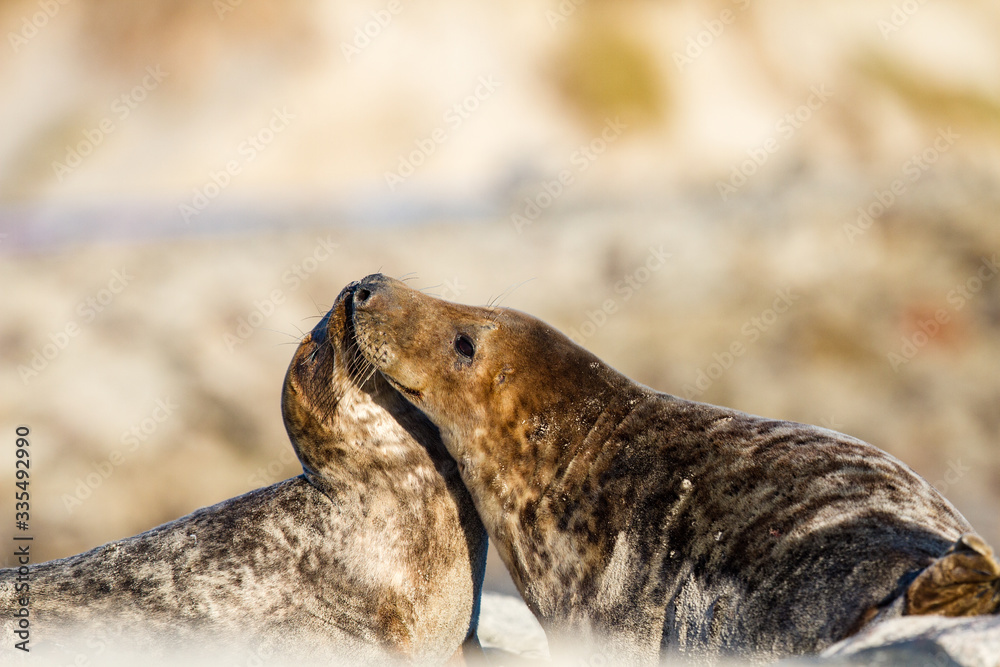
(0, 281, 488, 665)
(349, 272, 998, 665)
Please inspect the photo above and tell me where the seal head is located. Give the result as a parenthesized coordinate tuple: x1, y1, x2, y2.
(1, 281, 488, 666)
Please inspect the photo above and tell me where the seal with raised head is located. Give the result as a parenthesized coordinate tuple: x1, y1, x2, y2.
(349, 272, 998, 665)
(0, 281, 487, 666)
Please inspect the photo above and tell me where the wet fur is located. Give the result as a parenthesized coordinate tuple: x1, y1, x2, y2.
(351, 273, 983, 665)
(0, 282, 487, 665)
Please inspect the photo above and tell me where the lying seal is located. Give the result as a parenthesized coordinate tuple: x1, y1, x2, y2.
(0, 281, 487, 666)
(349, 272, 998, 665)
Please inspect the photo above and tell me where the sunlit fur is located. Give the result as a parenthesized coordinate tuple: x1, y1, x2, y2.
(351, 272, 993, 665)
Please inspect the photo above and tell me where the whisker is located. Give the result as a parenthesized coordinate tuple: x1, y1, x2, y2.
(353, 340, 381, 386)
(347, 354, 367, 388)
(360, 362, 380, 388)
(484, 278, 536, 324)
(297, 314, 326, 326)
(348, 355, 368, 388)
(308, 292, 328, 316)
(488, 278, 536, 309)
(419, 282, 444, 295)
(345, 341, 374, 388)
(262, 327, 307, 342)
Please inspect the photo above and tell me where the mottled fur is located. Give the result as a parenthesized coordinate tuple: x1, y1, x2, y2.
(0, 282, 487, 665)
(350, 273, 991, 665)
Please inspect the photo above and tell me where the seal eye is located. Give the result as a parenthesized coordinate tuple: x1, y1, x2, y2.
(454, 334, 475, 359)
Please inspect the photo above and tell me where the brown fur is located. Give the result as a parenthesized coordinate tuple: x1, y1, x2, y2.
(350, 273, 992, 665)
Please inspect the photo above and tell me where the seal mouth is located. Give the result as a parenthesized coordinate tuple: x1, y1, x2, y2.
(347, 281, 424, 401)
(381, 372, 423, 401)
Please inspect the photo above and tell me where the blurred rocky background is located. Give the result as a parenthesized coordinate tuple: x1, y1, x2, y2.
(1, 0, 998, 608)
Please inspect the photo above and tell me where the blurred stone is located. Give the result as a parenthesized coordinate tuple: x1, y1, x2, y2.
(779, 615, 1000, 667)
(478, 592, 550, 663)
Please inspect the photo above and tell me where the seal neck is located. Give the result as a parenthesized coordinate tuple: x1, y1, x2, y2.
(459, 375, 649, 616)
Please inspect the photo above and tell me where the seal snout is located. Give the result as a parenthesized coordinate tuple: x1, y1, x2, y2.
(352, 273, 400, 311)
(349, 273, 432, 399)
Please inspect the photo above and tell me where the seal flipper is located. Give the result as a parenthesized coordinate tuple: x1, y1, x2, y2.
(905, 533, 1000, 616)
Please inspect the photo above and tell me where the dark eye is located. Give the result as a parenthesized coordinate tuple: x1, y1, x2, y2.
(454, 334, 475, 359)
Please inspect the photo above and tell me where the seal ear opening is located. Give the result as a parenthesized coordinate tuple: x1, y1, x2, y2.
(905, 533, 1000, 616)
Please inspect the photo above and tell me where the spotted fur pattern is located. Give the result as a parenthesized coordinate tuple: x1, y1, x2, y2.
(0, 282, 487, 665)
(351, 273, 977, 665)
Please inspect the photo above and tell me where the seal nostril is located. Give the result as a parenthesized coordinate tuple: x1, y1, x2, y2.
(355, 287, 371, 303)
